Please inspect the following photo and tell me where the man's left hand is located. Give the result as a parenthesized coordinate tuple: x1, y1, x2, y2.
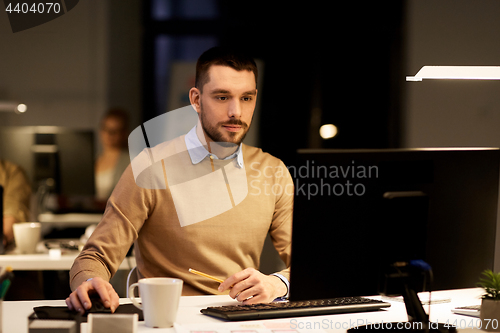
(218, 268, 287, 304)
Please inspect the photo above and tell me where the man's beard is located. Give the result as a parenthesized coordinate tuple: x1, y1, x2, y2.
(200, 107, 250, 145)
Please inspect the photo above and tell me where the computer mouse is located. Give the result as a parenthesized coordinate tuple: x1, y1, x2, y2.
(85, 295, 112, 315)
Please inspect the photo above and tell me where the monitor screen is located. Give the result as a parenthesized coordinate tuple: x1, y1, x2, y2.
(0, 126, 95, 198)
(289, 148, 499, 301)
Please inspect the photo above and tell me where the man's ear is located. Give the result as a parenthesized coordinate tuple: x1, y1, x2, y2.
(189, 87, 201, 114)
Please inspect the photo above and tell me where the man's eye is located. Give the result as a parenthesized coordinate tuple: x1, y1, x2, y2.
(242, 97, 252, 102)
(217, 96, 228, 101)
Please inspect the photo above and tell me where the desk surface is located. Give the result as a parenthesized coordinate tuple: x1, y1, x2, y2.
(38, 213, 103, 224)
(0, 252, 136, 271)
(2, 288, 485, 333)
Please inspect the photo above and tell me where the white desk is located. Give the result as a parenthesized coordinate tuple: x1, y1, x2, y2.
(38, 213, 103, 226)
(2, 288, 485, 333)
(0, 253, 136, 271)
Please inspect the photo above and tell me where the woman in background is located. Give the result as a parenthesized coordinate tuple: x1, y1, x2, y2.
(95, 108, 130, 203)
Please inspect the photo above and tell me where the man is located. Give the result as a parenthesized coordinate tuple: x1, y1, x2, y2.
(66, 47, 293, 313)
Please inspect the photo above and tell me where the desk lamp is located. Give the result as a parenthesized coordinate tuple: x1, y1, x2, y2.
(406, 66, 500, 81)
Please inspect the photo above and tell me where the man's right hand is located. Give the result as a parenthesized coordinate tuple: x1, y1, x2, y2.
(65, 277, 119, 314)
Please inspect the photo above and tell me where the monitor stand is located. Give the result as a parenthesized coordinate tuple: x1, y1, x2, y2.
(348, 263, 456, 333)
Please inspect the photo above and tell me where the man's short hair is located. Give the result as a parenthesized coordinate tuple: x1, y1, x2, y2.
(195, 46, 258, 92)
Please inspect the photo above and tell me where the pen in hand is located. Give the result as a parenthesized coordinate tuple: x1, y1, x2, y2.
(188, 268, 224, 284)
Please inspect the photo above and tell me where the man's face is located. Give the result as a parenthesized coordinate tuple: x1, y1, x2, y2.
(190, 65, 257, 145)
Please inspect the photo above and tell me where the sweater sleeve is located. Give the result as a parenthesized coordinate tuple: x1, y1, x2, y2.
(268, 160, 294, 281)
(69, 164, 154, 290)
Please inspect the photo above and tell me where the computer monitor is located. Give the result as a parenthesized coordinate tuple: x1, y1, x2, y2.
(289, 148, 500, 301)
(0, 126, 95, 207)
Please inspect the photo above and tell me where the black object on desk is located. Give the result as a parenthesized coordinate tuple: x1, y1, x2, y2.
(32, 303, 143, 323)
(84, 295, 112, 315)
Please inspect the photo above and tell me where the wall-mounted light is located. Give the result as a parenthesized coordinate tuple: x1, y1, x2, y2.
(0, 101, 27, 113)
(319, 124, 338, 139)
(407, 66, 500, 81)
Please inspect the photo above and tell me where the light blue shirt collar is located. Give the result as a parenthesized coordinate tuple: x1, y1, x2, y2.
(184, 126, 244, 168)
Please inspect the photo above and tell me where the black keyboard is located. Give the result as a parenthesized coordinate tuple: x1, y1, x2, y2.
(201, 297, 391, 321)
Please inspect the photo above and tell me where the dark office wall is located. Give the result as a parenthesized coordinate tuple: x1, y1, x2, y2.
(0, 1, 108, 129)
(404, 0, 500, 148)
(0, 1, 142, 152)
(106, 0, 143, 131)
(217, 2, 406, 165)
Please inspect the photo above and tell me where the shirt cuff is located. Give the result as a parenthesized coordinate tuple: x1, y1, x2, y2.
(270, 273, 290, 301)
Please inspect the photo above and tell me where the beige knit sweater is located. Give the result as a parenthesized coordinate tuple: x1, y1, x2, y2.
(70, 135, 293, 296)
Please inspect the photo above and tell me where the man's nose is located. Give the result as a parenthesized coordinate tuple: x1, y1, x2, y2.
(227, 100, 242, 118)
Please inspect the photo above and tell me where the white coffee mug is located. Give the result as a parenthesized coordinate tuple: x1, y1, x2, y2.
(13, 222, 41, 254)
(128, 277, 183, 328)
